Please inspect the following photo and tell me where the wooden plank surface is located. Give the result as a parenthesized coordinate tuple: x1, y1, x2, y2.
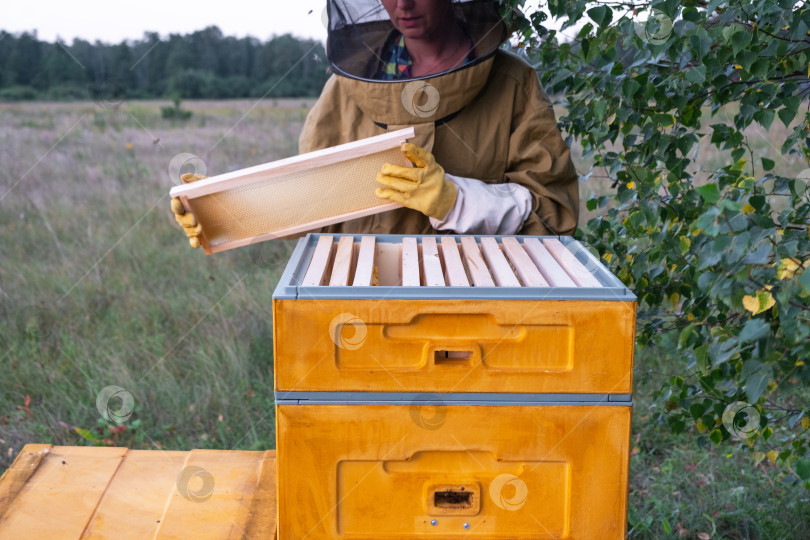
(352, 236, 376, 286)
(459, 237, 495, 287)
(479, 237, 521, 287)
(329, 236, 355, 286)
(501, 237, 549, 287)
(302, 235, 334, 286)
(0, 445, 278, 540)
(440, 237, 470, 287)
(401, 236, 420, 287)
(421, 237, 446, 287)
(523, 238, 577, 287)
(84, 450, 188, 539)
(0, 446, 128, 537)
(156, 449, 271, 539)
(543, 238, 603, 287)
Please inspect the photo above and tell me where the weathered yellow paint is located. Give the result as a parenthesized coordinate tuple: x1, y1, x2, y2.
(276, 404, 631, 539)
(0, 445, 277, 539)
(274, 299, 636, 394)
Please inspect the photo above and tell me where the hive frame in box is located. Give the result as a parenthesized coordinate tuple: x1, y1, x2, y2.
(274, 234, 634, 301)
(168, 128, 414, 254)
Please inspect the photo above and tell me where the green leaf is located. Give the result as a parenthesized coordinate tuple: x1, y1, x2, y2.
(797, 459, 810, 480)
(730, 30, 753, 54)
(761, 157, 775, 171)
(662, 516, 672, 534)
(587, 5, 612, 28)
(739, 318, 770, 343)
(778, 96, 800, 127)
(754, 109, 775, 130)
(697, 183, 721, 204)
(685, 65, 706, 84)
(680, 235, 691, 254)
(745, 371, 770, 403)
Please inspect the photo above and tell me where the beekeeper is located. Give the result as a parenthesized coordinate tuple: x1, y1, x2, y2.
(303, 0, 578, 236)
(173, 0, 578, 246)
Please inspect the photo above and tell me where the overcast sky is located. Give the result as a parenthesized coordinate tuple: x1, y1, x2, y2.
(2, 1, 330, 44)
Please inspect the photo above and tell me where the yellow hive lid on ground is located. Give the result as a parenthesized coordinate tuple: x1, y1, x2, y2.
(0, 444, 277, 539)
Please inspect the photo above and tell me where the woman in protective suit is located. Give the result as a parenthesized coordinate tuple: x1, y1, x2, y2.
(303, 0, 579, 236)
(173, 0, 578, 244)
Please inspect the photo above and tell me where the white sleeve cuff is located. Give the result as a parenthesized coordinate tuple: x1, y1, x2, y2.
(429, 174, 533, 235)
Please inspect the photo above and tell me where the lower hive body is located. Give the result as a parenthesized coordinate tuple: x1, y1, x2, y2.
(276, 404, 631, 539)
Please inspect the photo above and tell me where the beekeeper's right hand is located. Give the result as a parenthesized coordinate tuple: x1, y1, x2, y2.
(171, 173, 206, 248)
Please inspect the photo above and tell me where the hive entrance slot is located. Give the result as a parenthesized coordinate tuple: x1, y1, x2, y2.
(434, 350, 472, 365)
(434, 489, 473, 509)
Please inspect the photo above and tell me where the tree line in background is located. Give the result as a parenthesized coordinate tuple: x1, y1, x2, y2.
(0, 26, 330, 101)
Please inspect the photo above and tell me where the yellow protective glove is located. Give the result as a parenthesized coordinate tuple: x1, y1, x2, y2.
(171, 173, 206, 248)
(375, 142, 458, 220)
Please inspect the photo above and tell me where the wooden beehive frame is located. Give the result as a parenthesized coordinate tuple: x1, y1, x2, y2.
(300, 235, 604, 288)
(169, 128, 415, 254)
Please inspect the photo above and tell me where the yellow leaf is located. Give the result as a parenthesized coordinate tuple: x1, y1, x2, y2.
(802, 416, 810, 430)
(627, 181, 636, 190)
(777, 258, 800, 279)
(767, 450, 779, 463)
(734, 64, 743, 69)
(797, 360, 806, 367)
(692, 228, 702, 236)
(743, 290, 776, 315)
(687, 313, 695, 321)
(697, 419, 707, 433)
(742, 203, 755, 214)
(602, 252, 613, 263)
(670, 293, 680, 308)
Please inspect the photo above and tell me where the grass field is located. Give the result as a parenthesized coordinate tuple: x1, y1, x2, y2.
(1, 98, 808, 539)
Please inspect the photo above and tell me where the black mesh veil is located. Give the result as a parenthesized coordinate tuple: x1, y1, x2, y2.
(325, 0, 507, 81)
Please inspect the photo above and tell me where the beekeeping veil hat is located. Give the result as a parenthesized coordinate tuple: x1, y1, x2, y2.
(324, 0, 508, 142)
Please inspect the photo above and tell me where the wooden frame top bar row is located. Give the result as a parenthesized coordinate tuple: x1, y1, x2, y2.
(274, 234, 635, 301)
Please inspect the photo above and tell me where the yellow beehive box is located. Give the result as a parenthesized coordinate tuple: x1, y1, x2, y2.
(275, 404, 631, 539)
(273, 234, 636, 395)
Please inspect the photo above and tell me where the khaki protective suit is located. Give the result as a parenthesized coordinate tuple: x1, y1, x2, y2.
(299, 48, 579, 235)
